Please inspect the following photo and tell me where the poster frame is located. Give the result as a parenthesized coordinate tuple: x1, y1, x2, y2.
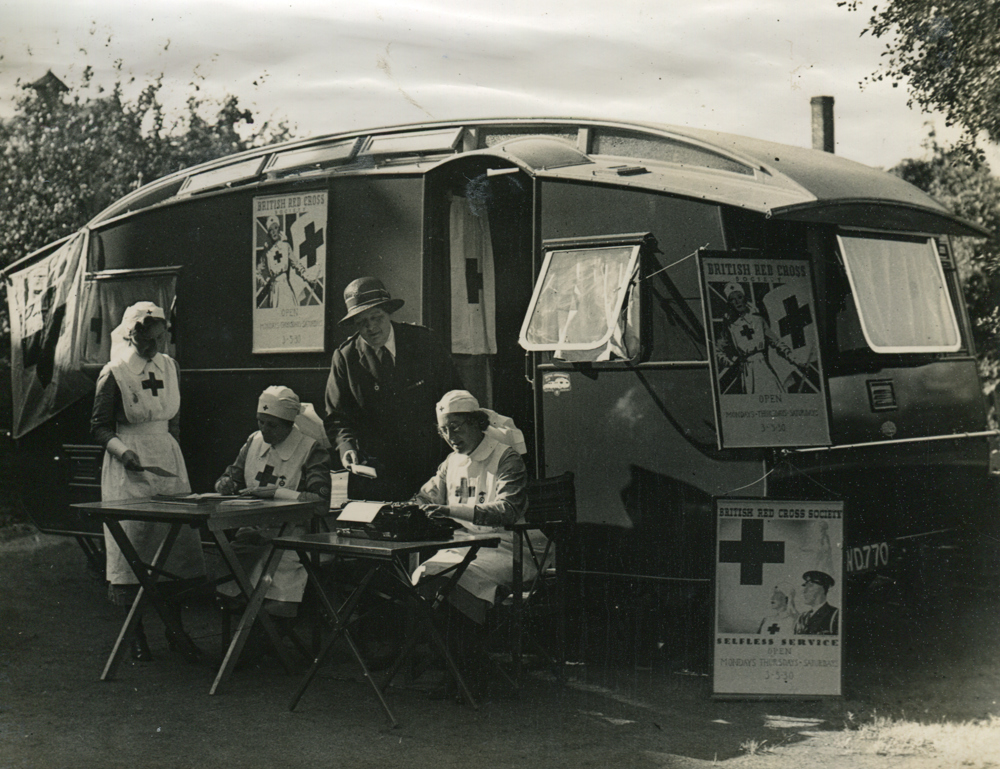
(712, 497, 844, 701)
(251, 190, 329, 354)
(696, 250, 832, 450)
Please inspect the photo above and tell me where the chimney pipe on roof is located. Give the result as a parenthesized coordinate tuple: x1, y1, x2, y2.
(811, 96, 835, 153)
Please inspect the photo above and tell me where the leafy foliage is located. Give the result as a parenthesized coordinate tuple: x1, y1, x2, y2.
(843, 0, 1000, 155)
(0, 64, 294, 362)
(891, 132, 1000, 394)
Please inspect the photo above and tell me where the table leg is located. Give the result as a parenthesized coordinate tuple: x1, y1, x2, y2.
(512, 528, 525, 686)
(380, 545, 485, 710)
(212, 531, 295, 674)
(209, 543, 284, 695)
(288, 554, 398, 728)
(100, 520, 182, 681)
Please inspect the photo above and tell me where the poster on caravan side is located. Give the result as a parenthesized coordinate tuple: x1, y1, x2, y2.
(713, 498, 844, 699)
(252, 191, 328, 353)
(698, 252, 830, 448)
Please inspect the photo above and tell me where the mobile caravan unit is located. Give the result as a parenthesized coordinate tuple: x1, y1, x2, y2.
(5, 118, 998, 669)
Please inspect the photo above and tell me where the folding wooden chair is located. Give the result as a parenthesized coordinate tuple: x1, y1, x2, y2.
(496, 471, 576, 687)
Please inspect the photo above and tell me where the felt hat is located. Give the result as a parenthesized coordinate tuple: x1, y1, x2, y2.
(802, 570, 835, 591)
(339, 277, 404, 325)
(257, 385, 300, 422)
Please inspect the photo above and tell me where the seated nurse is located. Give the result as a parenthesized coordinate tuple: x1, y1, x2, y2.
(214, 386, 331, 619)
(413, 390, 546, 620)
(411, 390, 544, 697)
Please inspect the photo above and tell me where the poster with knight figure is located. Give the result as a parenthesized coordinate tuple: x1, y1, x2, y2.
(252, 191, 328, 353)
(698, 251, 831, 449)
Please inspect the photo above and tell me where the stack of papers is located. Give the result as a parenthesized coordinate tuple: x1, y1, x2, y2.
(153, 493, 241, 504)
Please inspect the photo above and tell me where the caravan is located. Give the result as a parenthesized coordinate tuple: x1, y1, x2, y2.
(5, 117, 998, 666)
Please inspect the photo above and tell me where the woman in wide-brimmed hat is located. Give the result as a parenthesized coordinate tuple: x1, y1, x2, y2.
(324, 277, 463, 500)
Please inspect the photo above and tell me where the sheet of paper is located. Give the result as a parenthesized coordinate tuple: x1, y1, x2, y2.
(329, 471, 350, 510)
(337, 501, 385, 523)
(348, 463, 377, 479)
(143, 465, 177, 478)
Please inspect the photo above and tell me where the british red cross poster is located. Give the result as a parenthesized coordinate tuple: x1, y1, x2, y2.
(713, 498, 844, 698)
(698, 252, 831, 448)
(252, 191, 327, 353)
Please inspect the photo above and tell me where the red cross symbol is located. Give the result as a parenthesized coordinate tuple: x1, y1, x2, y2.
(255, 464, 279, 486)
(718, 519, 785, 585)
(455, 477, 475, 504)
(141, 372, 164, 396)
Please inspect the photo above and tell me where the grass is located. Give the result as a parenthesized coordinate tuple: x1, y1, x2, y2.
(739, 738, 771, 756)
(835, 712, 1000, 764)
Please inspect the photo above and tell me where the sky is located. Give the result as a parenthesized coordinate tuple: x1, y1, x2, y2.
(0, 0, 997, 172)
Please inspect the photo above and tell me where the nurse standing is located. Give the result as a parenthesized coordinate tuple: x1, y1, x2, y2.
(90, 301, 206, 662)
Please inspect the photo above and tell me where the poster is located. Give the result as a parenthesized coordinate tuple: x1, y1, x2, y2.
(713, 498, 844, 698)
(252, 191, 328, 353)
(698, 252, 830, 448)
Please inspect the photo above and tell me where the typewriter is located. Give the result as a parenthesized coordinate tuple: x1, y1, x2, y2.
(335, 501, 461, 542)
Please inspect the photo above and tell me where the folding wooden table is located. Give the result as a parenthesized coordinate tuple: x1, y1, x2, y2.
(213, 530, 499, 727)
(74, 498, 320, 682)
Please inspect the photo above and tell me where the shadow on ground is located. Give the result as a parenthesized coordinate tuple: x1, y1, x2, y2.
(1, 534, 998, 769)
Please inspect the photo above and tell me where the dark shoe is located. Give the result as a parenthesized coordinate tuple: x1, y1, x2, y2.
(130, 624, 153, 662)
(166, 630, 203, 663)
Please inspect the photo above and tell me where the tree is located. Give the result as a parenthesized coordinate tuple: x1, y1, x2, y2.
(844, 0, 1000, 154)
(0, 64, 294, 364)
(891, 132, 1000, 394)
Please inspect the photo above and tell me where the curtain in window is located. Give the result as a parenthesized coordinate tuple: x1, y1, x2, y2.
(840, 236, 959, 351)
(77, 272, 178, 366)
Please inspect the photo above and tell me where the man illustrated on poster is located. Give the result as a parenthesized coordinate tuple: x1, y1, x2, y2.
(794, 570, 840, 635)
(715, 282, 802, 395)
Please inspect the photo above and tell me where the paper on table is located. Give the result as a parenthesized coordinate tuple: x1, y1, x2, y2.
(337, 501, 385, 523)
(329, 470, 350, 510)
(143, 465, 177, 478)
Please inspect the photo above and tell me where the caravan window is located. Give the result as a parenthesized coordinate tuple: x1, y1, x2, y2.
(837, 233, 961, 354)
(519, 243, 639, 361)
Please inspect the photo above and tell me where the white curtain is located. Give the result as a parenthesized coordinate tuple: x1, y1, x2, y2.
(78, 272, 178, 365)
(840, 235, 959, 351)
(449, 194, 496, 355)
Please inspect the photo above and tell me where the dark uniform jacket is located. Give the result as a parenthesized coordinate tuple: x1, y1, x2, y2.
(794, 601, 839, 635)
(323, 321, 463, 500)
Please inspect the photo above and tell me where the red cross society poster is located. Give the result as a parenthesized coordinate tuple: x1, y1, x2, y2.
(252, 192, 328, 353)
(698, 253, 831, 448)
(714, 499, 844, 698)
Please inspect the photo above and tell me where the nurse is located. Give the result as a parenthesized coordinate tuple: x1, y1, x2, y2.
(91, 301, 206, 662)
(214, 385, 331, 619)
(411, 390, 543, 698)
